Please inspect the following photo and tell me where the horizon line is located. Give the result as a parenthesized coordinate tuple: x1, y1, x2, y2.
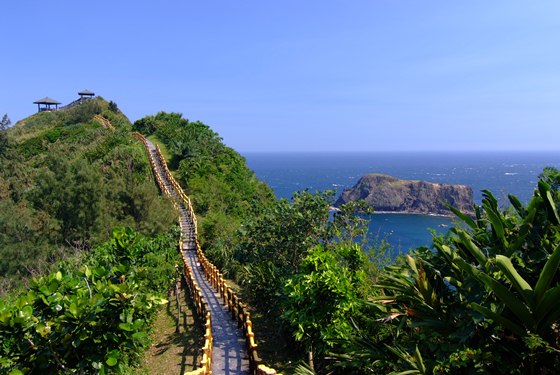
(238, 149, 560, 154)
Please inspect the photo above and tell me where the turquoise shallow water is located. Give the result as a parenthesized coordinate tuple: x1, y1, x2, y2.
(243, 151, 560, 250)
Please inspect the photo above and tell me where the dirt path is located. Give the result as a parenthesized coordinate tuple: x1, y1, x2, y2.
(139, 284, 204, 374)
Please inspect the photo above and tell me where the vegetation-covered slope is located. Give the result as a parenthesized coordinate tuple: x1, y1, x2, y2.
(0, 100, 175, 294)
(133, 112, 276, 268)
(135, 112, 560, 374)
(2, 103, 559, 374)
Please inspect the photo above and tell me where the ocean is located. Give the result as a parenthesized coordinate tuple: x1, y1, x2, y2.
(243, 151, 560, 251)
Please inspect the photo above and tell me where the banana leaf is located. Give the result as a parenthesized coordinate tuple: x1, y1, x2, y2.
(454, 257, 535, 329)
(495, 255, 533, 306)
(534, 244, 560, 303)
(538, 180, 560, 225)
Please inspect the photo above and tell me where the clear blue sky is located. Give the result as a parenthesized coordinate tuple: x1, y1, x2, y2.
(2, 1, 559, 152)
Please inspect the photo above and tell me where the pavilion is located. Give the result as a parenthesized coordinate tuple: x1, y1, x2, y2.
(33, 97, 61, 112)
(78, 89, 95, 101)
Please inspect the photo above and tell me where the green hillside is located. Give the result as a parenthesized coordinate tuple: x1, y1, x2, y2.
(0, 103, 276, 374)
(0, 99, 176, 294)
(2, 102, 560, 374)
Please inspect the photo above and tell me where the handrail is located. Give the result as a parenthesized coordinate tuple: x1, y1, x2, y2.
(181, 239, 213, 374)
(134, 132, 212, 374)
(134, 132, 280, 375)
(93, 115, 115, 131)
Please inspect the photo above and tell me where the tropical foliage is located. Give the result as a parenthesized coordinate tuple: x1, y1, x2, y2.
(7, 103, 559, 374)
(0, 227, 180, 374)
(328, 178, 560, 374)
(229, 191, 378, 371)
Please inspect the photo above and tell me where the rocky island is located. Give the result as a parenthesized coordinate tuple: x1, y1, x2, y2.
(335, 174, 474, 216)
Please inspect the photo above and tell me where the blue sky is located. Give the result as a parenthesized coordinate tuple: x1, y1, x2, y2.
(2, 1, 560, 152)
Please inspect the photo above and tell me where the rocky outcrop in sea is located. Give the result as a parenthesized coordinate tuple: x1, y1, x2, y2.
(335, 174, 474, 216)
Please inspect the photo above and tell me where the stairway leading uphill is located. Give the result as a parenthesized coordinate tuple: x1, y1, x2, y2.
(144, 139, 250, 374)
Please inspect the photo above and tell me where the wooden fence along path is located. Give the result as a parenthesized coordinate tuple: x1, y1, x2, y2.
(133, 133, 279, 375)
(93, 115, 115, 131)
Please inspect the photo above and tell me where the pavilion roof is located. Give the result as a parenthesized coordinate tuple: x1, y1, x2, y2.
(33, 97, 61, 104)
(78, 89, 95, 96)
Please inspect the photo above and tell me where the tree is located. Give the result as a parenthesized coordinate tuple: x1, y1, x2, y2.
(0, 114, 9, 129)
(282, 243, 367, 372)
(108, 100, 118, 113)
(0, 114, 10, 155)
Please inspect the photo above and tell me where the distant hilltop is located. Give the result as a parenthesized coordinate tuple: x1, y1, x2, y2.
(335, 173, 474, 216)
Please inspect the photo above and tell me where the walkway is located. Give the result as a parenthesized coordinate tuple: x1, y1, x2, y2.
(145, 139, 250, 374)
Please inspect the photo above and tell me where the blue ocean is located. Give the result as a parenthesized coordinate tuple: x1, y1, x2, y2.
(243, 151, 560, 251)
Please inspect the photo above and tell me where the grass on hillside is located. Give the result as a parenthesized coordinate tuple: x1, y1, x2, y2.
(136, 280, 204, 375)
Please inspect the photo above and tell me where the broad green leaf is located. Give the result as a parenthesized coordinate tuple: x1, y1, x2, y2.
(68, 303, 79, 318)
(119, 322, 133, 331)
(48, 279, 60, 293)
(456, 231, 487, 266)
(495, 255, 533, 306)
(0, 308, 12, 325)
(35, 322, 51, 337)
(538, 180, 560, 225)
(534, 245, 560, 304)
(482, 190, 499, 209)
(475, 272, 533, 326)
(448, 204, 477, 230)
(405, 255, 418, 275)
(106, 349, 120, 366)
(534, 285, 560, 331)
(470, 303, 526, 336)
(482, 200, 507, 247)
(414, 345, 426, 373)
(106, 356, 118, 367)
(508, 194, 525, 216)
(455, 258, 535, 328)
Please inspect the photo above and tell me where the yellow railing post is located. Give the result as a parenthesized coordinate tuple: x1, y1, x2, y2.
(134, 132, 280, 375)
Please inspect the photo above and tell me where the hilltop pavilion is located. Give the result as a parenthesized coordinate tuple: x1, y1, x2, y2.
(33, 97, 61, 112)
(78, 89, 95, 101)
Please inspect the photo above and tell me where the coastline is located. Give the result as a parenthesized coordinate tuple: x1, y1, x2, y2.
(373, 210, 456, 218)
(329, 206, 457, 218)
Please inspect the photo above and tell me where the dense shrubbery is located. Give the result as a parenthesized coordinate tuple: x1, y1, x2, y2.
(133, 112, 376, 370)
(0, 227, 180, 374)
(0, 101, 175, 294)
(133, 112, 274, 271)
(226, 171, 560, 374)
(325, 177, 560, 374)
(132, 111, 560, 373)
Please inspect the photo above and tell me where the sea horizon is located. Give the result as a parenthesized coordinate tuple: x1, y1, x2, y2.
(241, 149, 560, 155)
(243, 150, 560, 250)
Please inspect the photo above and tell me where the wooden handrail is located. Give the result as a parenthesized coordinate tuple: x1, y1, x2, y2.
(93, 115, 115, 131)
(134, 132, 280, 375)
